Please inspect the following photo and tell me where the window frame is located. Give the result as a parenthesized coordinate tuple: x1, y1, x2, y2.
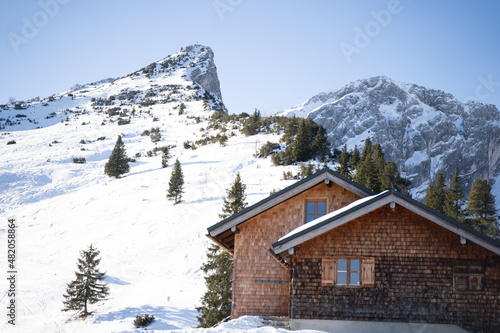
(304, 198, 328, 223)
(453, 263, 484, 293)
(322, 256, 375, 288)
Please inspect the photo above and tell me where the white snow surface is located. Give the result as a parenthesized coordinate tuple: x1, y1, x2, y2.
(0, 48, 318, 332)
(278, 191, 388, 242)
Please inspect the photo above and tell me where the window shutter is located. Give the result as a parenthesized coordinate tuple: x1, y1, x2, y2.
(322, 259, 335, 284)
(361, 257, 375, 286)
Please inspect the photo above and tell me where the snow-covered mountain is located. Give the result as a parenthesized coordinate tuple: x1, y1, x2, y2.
(283, 76, 500, 203)
(0, 45, 301, 332)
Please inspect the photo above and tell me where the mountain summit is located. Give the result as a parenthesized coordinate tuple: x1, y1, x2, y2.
(283, 76, 500, 198)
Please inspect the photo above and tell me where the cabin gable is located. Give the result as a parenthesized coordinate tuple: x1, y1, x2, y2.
(232, 181, 363, 317)
(291, 204, 500, 332)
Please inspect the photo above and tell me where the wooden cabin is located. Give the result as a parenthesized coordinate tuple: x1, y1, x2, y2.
(207, 169, 500, 332)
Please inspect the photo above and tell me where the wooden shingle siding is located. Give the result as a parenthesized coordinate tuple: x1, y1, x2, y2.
(291, 205, 500, 333)
(232, 182, 361, 318)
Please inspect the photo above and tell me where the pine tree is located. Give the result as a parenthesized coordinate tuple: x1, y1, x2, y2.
(381, 161, 411, 195)
(369, 144, 385, 192)
(426, 171, 446, 213)
(425, 181, 439, 210)
(62, 245, 109, 317)
(292, 119, 310, 162)
(434, 170, 446, 213)
(310, 126, 329, 160)
(104, 135, 130, 178)
(336, 144, 350, 178)
(161, 147, 170, 168)
(167, 159, 184, 204)
(349, 145, 360, 170)
(197, 173, 248, 327)
(178, 102, 186, 115)
(444, 170, 465, 222)
(466, 179, 499, 238)
(380, 161, 402, 191)
(196, 244, 233, 328)
(219, 172, 248, 220)
(354, 140, 378, 191)
(353, 138, 373, 188)
(360, 138, 372, 162)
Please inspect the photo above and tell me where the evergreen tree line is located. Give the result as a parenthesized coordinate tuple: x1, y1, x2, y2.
(335, 138, 411, 194)
(256, 117, 329, 166)
(426, 170, 499, 239)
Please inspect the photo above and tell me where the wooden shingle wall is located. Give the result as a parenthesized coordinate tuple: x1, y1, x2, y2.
(292, 205, 500, 333)
(232, 182, 361, 318)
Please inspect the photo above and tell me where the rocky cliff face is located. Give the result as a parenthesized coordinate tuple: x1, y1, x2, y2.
(283, 76, 500, 199)
(185, 45, 223, 101)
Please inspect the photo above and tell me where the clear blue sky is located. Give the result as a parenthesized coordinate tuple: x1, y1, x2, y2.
(1, 0, 499, 115)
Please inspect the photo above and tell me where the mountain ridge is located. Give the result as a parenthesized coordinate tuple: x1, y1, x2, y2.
(0, 44, 298, 332)
(283, 75, 500, 203)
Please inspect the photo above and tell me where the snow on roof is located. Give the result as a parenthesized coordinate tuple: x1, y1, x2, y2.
(278, 191, 389, 242)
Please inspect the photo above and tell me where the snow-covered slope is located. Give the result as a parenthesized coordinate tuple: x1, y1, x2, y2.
(0, 45, 305, 332)
(283, 76, 500, 204)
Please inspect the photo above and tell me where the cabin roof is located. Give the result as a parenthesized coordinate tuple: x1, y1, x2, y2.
(271, 189, 500, 256)
(207, 168, 375, 253)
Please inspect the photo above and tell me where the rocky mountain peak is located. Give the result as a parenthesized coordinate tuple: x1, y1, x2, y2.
(284, 76, 500, 201)
(161, 44, 223, 102)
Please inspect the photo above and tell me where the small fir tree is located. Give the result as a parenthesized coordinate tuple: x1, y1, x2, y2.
(178, 103, 186, 115)
(104, 135, 130, 178)
(62, 245, 109, 317)
(349, 145, 361, 170)
(425, 170, 446, 213)
(444, 170, 465, 222)
(196, 244, 233, 328)
(292, 119, 310, 162)
(369, 144, 385, 192)
(196, 173, 248, 327)
(161, 147, 170, 168)
(310, 126, 329, 160)
(466, 179, 499, 238)
(434, 170, 447, 213)
(353, 138, 372, 188)
(167, 159, 184, 204)
(219, 172, 248, 219)
(336, 144, 350, 178)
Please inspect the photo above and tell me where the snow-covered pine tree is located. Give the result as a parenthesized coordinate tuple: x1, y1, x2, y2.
(167, 158, 184, 204)
(62, 245, 109, 317)
(104, 135, 130, 178)
(196, 172, 248, 327)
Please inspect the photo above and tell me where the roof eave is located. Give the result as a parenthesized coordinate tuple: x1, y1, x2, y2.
(208, 168, 374, 237)
(272, 191, 500, 256)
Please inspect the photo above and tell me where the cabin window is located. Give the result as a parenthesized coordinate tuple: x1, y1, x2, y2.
(454, 263, 484, 292)
(322, 257, 374, 287)
(305, 199, 326, 223)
